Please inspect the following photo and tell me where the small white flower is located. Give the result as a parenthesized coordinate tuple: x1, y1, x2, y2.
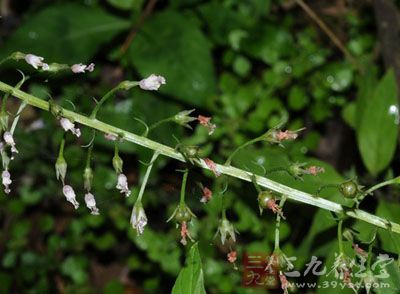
(62, 185, 79, 209)
(24, 54, 44, 69)
(85, 63, 95, 72)
(71, 63, 86, 73)
(3, 131, 18, 155)
(116, 173, 131, 197)
(41, 63, 49, 71)
(84, 192, 100, 215)
(139, 74, 166, 91)
(2, 170, 11, 194)
(130, 201, 147, 235)
(59, 118, 81, 137)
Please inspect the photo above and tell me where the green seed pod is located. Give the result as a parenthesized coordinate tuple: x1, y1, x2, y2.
(258, 191, 274, 209)
(339, 180, 359, 198)
(174, 206, 193, 223)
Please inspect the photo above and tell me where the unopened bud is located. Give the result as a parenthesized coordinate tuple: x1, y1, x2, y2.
(112, 153, 123, 174)
(83, 167, 93, 191)
(173, 109, 196, 129)
(55, 155, 67, 183)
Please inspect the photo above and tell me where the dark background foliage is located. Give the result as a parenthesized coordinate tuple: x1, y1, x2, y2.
(0, 0, 400, 293)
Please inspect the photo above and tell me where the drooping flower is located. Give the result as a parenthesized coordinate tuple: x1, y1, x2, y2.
(84, 192, 99, 215)
(204, 158, 221, 177)
(3, 131, 18, 156)
(279, 272, 292, 294)
(62, 185, 79, 209)
(116, 173, 131, 197)
(352, 243, 368, 258)
(71, 63, 95, 73)
(71, 63, 86, 73)
(198, 115, 216, 135)
(227, 250, 237, 263)
(304, 166, 325, 176)
(2, 170, 11, 194)
(180, 221, 194, 245)
(24, 54, 45, 69)
(215, 218, 237, 245)
(139, 74, 166, 91)
(130, 201, 148, 235)
(200, 186, 212, 203)
(258, 191, 285, 219)
(59, 118, 81, 137)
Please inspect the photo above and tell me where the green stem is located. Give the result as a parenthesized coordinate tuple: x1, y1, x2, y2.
(360, 177, 400, 201)
(145, 117, 174, 136)
(274, 196, 287, 250)
(367, 242, 373, 269)
(137, 151, 160, 203)
(1, 80, 400, 234)
(338, 220, 344, 254)
(90, 81, 138, 119)
(225, 137, 262, 166)
(180, 169, 189, 205)
(10, 101, 27, 134)
(58, 134, 66, 158)
(251, 174, 262, 193)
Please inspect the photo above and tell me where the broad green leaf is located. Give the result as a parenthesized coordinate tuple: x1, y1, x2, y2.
(0, 4, 129, 64)
(357, 69, 399, 175)
(375, 262, 400, 294)
(171, 243, 206, 294)
(128, 11, 216, 106)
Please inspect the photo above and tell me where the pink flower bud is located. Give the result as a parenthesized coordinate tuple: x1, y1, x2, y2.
(200, 186, 212, 203)
(198, 115, 216, 135)
(139, 74, 166, 91)
(204, 158, 221, 177)
(104, 133, 117, 141)
(227, 250, 237, 263)
(62, 185, 79, 209)
(71, 63, 86, 73)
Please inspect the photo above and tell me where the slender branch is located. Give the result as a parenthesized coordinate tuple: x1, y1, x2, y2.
(0, 80, 400, 234)
(294, 0, 362, 72)
(180, 169, 189, 205)
(137, 151, 160, 203)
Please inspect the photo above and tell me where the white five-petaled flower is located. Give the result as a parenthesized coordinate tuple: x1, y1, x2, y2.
(62, 185, 79, 209)
(24, 54, 45, 69)
(116, 173, 131, 197)
(59, 118, 81, 137)
(71, 63, 95, 73)
(130, 201, 147, 235)
(3, 131, 18, 156)
(2, 170, 11, 194)
(139, 74, 166, 91)
(84, 192, 100, 215)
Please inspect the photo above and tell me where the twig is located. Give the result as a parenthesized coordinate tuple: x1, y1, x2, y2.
(0, 80, 399, 234)
(119, 0, 158, 55)
(294, 0, 362, 72)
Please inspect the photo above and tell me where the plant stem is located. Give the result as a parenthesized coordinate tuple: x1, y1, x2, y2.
(58, 134, 66, 158)
(274, 196, 287, 251)
(180, 169, 189, 205)
(338, 220, 344, 254)
(145, 117, 174, 136)
(137, 151, 160, 203)
(225, 137, 262, 166)
(360, 177, 400, 200)
(10, 101, 27, 135)
(1, 80, 400, 234)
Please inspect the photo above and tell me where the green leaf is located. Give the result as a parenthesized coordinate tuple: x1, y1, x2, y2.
(0, 4, 129, 63)
(128, 11, 216, 106)
(357, 69, 399, 175)
(171, 243, 206, 294)
(376, 200, 400, 254)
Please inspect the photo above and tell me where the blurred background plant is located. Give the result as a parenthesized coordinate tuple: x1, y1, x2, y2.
(0, 0, 400, 293)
